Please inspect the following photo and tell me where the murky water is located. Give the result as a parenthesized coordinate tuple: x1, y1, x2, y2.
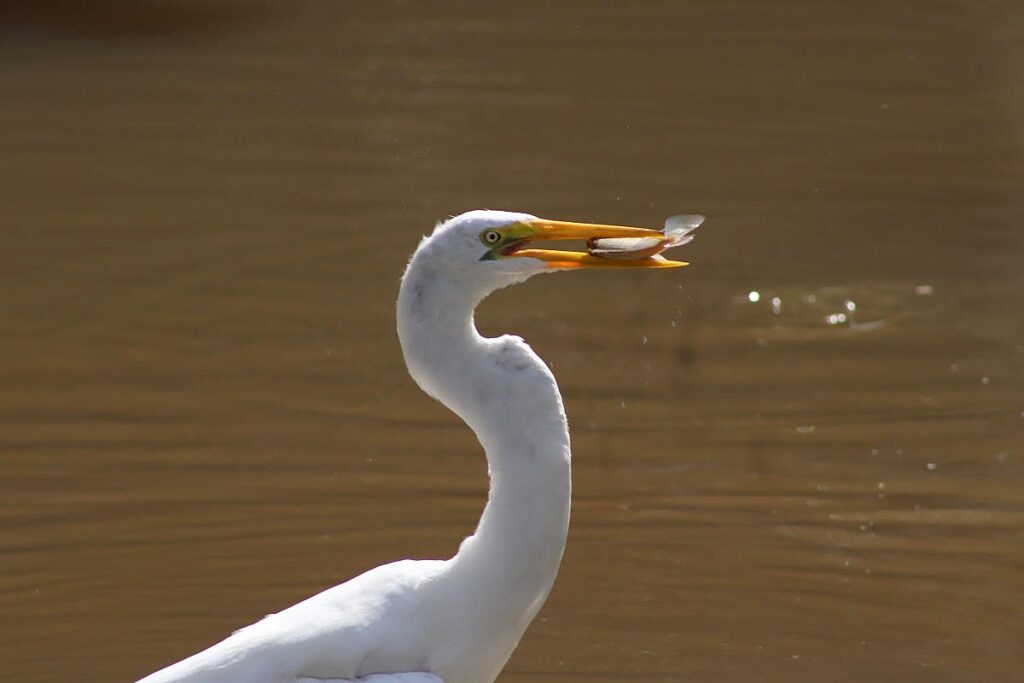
(1, 2, 1022, 682)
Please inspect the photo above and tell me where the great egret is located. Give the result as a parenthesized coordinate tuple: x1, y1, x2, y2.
(137, 210, 700, 683)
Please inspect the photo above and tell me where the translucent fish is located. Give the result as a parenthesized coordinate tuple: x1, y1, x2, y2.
(588, 213, 704, 260)
(586, 236, 665, 260)
(662, 214, 704, 248)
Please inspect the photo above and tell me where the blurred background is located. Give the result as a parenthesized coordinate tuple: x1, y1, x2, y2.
(1, 1, 1022, 681)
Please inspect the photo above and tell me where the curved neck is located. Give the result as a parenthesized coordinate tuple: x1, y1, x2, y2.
(397, 257, 571, 626)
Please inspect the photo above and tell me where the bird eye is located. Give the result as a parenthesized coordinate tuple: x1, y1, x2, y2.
(482, 230, 502, 245)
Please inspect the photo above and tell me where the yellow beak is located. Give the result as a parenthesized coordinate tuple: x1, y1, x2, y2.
(506, 218, 689, 269)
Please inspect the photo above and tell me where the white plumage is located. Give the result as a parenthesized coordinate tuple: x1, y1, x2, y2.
(137, 210, 695, 683)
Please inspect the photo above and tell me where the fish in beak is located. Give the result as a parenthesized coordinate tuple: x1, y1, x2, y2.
(492, 214, 704, 269)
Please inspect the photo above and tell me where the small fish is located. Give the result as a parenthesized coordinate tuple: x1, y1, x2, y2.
(586, 235, 665, 260)
(662, 214, 704, 247)
(588, 214, 704, 260)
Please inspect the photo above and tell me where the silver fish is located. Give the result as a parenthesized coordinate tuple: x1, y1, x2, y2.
(588, 214, 704, 260)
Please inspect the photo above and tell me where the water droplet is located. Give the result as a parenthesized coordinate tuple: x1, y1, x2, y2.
(826, 313, 847, 325)
(844, 300, 856, 312)
(915, 284, 934, 296)
(926, 462, 938, 471)
(771, 297, 782, 315)
(641, 335, 648, 345)
(980, 376, 990, 386)
(796, 425, 816, 434)
(748, 290, 761, 303)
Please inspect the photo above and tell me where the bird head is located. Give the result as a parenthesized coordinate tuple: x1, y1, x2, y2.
(413, 209, 688, 293)
(398, 209, 696, 407)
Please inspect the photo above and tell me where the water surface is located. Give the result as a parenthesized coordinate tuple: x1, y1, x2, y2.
(1, 2, 1022, 682)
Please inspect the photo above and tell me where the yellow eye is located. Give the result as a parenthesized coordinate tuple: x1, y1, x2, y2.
(482, 230, 502, 245)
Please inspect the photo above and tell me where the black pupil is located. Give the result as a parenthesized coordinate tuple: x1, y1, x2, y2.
(488, 232, 498, 242)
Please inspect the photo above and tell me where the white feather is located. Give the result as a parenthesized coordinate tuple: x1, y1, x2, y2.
(135, 211, 570, 683)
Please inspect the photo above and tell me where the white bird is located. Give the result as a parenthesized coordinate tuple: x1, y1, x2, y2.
(136, 210, 696, 683)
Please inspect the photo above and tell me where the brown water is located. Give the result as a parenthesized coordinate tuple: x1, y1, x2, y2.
(1, 2, 1023, 682)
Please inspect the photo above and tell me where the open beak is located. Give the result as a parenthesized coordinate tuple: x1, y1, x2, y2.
(504, 218, 689, 269)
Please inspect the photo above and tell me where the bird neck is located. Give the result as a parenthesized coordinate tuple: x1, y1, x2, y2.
(397, 259, 571, 625)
